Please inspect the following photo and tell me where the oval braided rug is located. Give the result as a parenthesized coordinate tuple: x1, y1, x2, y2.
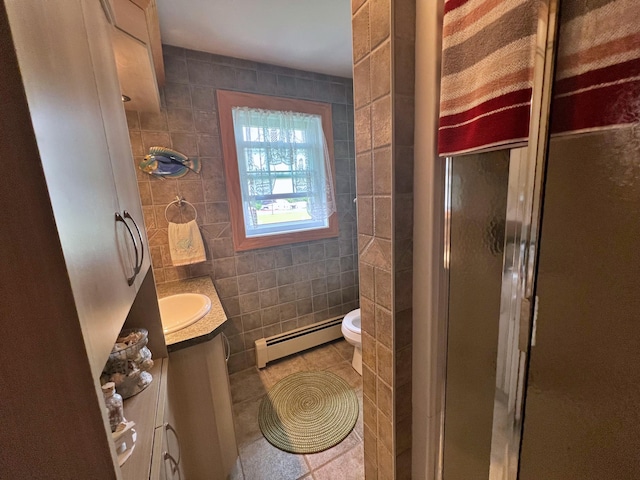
(258, 371, 359, 454)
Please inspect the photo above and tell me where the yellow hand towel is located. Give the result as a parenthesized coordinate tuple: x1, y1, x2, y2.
(168, 220, 206, 266)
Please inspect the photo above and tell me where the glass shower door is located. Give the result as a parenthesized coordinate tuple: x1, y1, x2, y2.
(518, 127, 640, 479)
(517, 0, 640, 476)
(442, 150, 511, 480)
(442, 148, 535, 480)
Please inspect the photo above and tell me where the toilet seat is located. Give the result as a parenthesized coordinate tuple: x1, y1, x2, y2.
(341, 308, 362, 375)
(343, 309, 361, 334)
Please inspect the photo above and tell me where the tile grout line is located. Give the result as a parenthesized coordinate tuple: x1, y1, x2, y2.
(308, 441, 364, 477)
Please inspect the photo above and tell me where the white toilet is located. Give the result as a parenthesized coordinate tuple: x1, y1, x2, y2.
(341, 308, 362, 375)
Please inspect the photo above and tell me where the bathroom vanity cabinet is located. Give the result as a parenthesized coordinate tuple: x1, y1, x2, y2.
(154, 277, 238, 479)
(168, 334, 239, 479)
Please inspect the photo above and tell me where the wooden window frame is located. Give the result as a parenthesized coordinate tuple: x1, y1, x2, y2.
(217, 90, 339, 252)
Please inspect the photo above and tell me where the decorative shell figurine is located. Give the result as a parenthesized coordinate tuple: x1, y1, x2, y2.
(102, 329, 154, 399)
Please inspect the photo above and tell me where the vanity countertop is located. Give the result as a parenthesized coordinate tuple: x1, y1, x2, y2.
(156, 276, 228, 352)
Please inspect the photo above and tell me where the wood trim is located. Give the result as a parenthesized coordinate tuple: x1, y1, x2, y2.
(217, 90, 339, 252)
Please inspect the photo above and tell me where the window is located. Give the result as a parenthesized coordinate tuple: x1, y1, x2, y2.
(218, 91, 338, 251)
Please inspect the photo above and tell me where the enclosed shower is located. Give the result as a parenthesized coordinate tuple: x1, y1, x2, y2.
(436, 0, 640, 478)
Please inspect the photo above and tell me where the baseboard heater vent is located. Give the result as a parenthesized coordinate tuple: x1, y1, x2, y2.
(255, 316, 344, 368)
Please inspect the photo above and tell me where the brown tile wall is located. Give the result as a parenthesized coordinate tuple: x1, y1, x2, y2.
(127, 46, 359, 373)
(352, 0, 415, 477)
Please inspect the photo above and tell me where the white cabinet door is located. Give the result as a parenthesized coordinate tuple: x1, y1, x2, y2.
(151, 360, 185, 480)
(82, 0, 151, 290)
(153, 423, 185, 480)
(102, 0, 163, 112)
(161, 379, 186, 480)
(168, 335, 239, 479)
(5, 0, 139, 377)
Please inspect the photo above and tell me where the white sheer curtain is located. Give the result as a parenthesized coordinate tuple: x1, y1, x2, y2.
(231, 107, 336, 235)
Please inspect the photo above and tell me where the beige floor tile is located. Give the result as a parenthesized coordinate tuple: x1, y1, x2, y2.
(263, 354, 309, 384)
(233, 395, 265, 447)
(326, 361, 363, 389)
(230, 367, 270, 404)
(240, 437, 310, 480)
(302, 342, 347, 370)
(332, 338, 354, 361)
(312, 443, 365, 480)
(305, 430, 361, 471)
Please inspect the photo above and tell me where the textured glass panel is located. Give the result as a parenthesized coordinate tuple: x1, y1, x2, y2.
(519, 127, 640, 479)
(443, 151, 510, 480)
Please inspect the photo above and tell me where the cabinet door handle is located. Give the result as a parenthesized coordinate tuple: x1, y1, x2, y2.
(163, 451, 182, 480)
(222, 332, 230, 362)
(115, 212, 138, 286)
(123, 211, 144, 275)
(164, 422, 181, 466)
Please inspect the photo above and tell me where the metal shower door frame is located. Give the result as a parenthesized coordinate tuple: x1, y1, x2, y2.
(435, 0, 560, 478)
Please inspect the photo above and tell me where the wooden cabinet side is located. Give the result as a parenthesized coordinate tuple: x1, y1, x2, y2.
(167, 336, 239, 479)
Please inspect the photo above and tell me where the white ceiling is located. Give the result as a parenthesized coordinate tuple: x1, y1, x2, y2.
(157, 0, 354, 78)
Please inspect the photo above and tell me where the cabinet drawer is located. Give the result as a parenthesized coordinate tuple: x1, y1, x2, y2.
(151, 358, 185, 480)
(150, 422, 184, 480)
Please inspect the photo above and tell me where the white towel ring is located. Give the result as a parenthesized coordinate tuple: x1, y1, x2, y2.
(165, 196, 198, 223)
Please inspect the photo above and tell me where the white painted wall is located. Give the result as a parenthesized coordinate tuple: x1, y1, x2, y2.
(412, 0, 445, 478)
(157, 0, 353, 77)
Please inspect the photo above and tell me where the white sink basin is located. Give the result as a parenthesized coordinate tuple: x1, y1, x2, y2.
(158, 293, 212, 334)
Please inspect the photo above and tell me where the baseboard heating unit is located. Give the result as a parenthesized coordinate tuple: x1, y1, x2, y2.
(255, 316, 344, 368)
